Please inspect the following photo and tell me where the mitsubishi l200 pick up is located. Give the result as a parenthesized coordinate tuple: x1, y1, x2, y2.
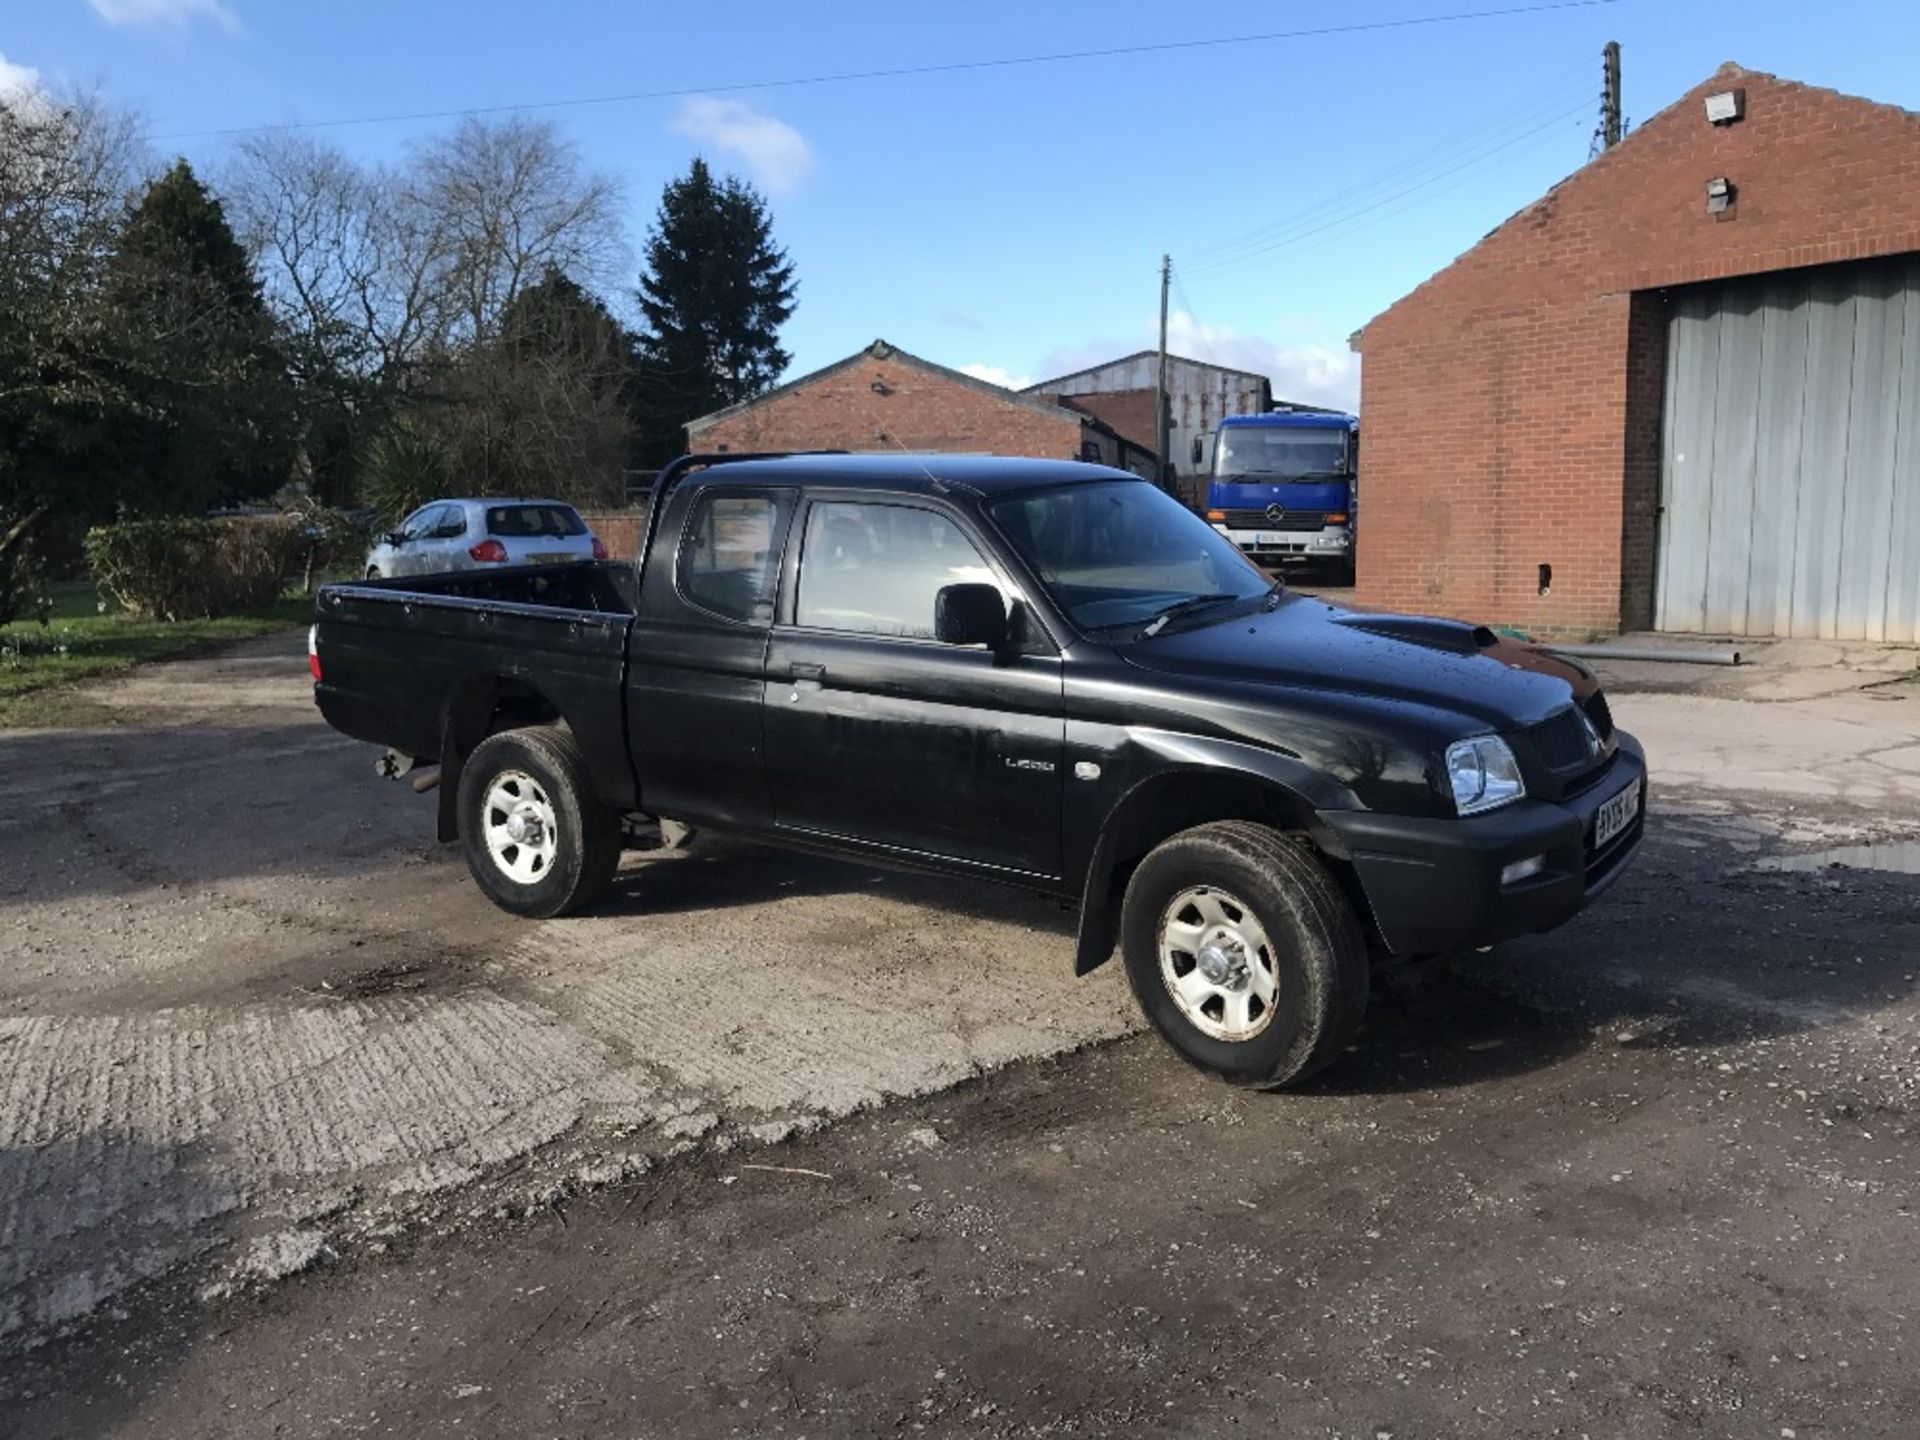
(311, 452, 1645, 1088)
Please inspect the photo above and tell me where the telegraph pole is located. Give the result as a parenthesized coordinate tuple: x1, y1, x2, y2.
(1156, 253, 1171, 488)
(1601, 40, 1622, 149)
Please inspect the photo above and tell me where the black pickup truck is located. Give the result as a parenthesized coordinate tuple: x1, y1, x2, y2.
(312, 452, 1645, 1088)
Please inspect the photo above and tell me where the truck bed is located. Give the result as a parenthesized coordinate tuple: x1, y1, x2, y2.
(312, 560, 640, 811)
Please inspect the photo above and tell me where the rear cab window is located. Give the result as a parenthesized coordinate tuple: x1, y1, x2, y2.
(487, 504, 586, 539)
(677, 490, 786, 624)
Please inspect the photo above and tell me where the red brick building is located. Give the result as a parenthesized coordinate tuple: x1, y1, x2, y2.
(1354, 65, 1920, 641)
(686, 339, 1158, 477)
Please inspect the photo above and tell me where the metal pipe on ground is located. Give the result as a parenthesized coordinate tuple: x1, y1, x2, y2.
(1547, 644, 1742, 666)
(410, 766, 442, 794)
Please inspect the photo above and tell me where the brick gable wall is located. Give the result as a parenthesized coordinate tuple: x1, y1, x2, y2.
(1356, 67, 1920, 635)
(692, 353, 1086, 462)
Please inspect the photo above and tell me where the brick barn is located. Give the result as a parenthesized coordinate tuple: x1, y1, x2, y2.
(686, 339, 1159, 478)
(1354, 64, 1920, 641)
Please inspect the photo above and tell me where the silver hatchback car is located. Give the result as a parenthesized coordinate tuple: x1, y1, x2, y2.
(364, 499, 607, 579)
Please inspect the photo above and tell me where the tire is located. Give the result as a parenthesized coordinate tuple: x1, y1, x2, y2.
(1119, 821, 1368, 1089)
(457, 725, 621, 918)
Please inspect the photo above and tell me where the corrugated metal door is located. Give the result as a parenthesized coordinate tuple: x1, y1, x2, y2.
(1656, 255, 1920, 640)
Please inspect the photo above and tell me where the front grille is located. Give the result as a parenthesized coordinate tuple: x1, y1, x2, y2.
(1525, 706, 1596, 772)
(1583, 690, 1614, 741)
(1218, 508, 1327, 529)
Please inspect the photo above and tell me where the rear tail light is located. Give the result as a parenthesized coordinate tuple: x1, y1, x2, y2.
(591, 534, 608, 560)
(469, 539, 508, 563)
(307, 624, 322, 682)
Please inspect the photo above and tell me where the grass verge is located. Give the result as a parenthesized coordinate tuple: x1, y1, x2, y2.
(0, 583, 313, 728)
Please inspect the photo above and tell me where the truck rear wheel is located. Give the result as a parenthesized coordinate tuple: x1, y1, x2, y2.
(457, 725, 621, 918)
(1119, 821, 1368, 1089)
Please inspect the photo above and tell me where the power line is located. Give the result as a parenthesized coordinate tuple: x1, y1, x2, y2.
(1180, 58, 1589, 267)
(1263, 107, 1592, 266)
(1183, 96, 1592, 277)
(147, 0, 1623, 141)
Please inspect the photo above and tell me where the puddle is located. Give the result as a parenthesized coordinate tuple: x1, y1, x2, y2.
(1755, 842, 1920, 875)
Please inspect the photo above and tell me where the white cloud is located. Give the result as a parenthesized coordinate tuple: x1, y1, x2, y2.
(1039, 312, 1362, 413)
(0, 50, 42, 103)
(672, 96, 814, 195)
(87, 0, 239, 30)
(958, 362, 1033, 391)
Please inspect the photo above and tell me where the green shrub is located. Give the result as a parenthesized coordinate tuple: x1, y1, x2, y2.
(280, 501, 373, 591)
(362, 423, 449, 525)
(85, 517, 304, 620)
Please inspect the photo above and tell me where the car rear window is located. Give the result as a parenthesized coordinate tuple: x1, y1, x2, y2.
(486, 504, 586, 538)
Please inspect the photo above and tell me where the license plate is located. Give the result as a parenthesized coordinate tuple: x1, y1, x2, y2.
(1253, 531, 1300, 547)
(1593, 780, 1641, 849)
(530, 552, 573, 564)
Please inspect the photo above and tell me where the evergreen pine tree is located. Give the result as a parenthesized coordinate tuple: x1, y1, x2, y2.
(104, 159, 296, 513)
(632, 159, 796, 465)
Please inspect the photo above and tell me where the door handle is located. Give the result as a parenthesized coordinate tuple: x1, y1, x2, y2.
(789, 662, 826, 682)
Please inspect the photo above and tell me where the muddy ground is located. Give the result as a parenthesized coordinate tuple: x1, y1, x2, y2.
(3, 632, 1918, 1437)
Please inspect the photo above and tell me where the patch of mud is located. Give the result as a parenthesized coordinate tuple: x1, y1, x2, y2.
(309, 958, 440, 1000)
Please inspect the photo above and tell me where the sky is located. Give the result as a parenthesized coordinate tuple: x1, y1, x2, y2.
(5, 0, 1920, 413)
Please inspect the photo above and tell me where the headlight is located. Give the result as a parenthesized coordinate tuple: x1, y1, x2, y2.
(1445, 736, 1526, 816)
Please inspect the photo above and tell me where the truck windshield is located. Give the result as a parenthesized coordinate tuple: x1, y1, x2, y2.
(990, 481, 1271, 633)
(1215, 427, 1349, 480)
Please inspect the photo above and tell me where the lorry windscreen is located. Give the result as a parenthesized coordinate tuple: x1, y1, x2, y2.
(1215, 427, 1349, 480)
(990, 481, 1270, 633)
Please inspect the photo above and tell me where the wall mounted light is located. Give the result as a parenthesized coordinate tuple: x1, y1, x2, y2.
(1704, 88, 1745, 125)
(1706, 176, 1736, 214)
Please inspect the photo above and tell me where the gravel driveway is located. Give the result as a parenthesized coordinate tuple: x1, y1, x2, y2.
(3, 632, 1918, 1437)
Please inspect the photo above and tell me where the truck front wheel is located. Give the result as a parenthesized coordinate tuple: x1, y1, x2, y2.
(1119, 821, 1368, 1088)
(457, 725, 621, 918)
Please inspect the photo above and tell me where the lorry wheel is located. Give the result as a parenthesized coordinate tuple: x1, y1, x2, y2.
(1119, 821, 1368, 1089)
(457, 725, 621, 918)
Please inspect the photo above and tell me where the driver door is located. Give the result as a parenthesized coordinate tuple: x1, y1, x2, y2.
(762, 495, 1066, 880)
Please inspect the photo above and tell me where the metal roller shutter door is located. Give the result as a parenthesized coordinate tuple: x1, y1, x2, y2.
(1656, 254, 1920, 641)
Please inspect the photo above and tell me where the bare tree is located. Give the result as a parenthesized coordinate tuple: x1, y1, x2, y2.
(227, 132, 439, 384)
(406, 116, 624, 348)
(225, 116, 626, 502)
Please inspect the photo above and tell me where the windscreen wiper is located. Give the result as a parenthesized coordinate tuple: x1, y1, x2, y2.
(1142, 593, 1241, 637)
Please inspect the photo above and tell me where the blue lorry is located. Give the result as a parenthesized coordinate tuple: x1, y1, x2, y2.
(1201, 409, 1358, 584)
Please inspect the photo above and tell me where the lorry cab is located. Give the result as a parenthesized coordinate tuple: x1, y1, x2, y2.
(1201, 410, 1358, 583)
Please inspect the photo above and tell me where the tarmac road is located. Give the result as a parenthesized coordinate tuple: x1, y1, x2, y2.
(3, 631, 1918, 1437)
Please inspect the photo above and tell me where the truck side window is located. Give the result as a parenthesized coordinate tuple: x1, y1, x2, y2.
(678, 492, 780, 623)
(795, 501, 1003, 639)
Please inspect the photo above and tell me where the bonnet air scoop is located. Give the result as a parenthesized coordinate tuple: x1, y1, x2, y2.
(1329, 613, 1499, 654)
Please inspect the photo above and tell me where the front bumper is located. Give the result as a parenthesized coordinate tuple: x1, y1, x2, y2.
(1212, 524, 1352, 564)
(1322, 733, 1647, 956)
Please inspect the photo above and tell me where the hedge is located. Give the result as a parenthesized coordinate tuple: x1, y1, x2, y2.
(84, 517, 304, 621)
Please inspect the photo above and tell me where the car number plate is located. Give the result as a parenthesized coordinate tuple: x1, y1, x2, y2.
(1593, 780, 1640, 848)
(1254, 531, 1295, 546)
(531, 552, 572, 564)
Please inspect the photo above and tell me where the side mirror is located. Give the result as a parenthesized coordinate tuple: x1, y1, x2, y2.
(383, 531, 408, 547)
(934, 583, 1008, 648)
